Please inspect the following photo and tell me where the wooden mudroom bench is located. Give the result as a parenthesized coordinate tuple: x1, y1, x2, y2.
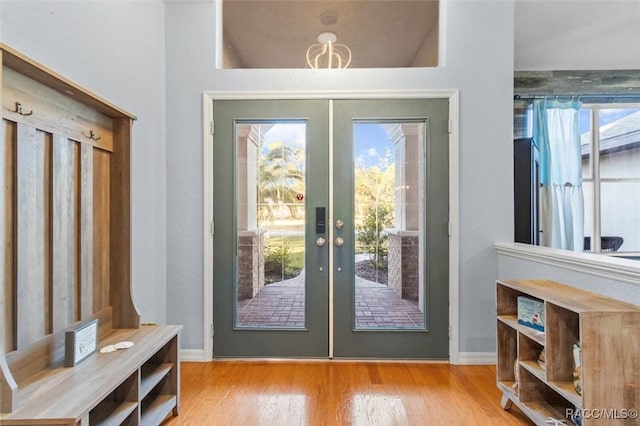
(0, 44, 181, 425)
(1, 321, 181, 425)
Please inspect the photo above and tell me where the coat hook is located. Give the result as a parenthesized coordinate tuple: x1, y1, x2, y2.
(87, 130, 102, 141)
(89, 130, 101, 141)
(14, 102, 33, 116)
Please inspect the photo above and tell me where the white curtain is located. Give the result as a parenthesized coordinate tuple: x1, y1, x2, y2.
(534, 100, 584, 251)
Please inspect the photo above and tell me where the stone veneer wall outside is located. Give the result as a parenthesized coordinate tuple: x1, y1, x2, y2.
(387, 231, 419, 301)
(237, 230, 265, 300)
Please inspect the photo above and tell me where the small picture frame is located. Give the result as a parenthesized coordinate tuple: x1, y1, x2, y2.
(65, 318, 98, 367)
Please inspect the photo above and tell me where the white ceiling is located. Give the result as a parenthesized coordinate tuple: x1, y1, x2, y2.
(514, 0, 640, 71)
(222, 0, 439, 68)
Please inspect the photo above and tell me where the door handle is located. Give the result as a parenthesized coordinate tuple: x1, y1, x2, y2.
(335, 237, 344, 247)
(316, 237, 326, 247)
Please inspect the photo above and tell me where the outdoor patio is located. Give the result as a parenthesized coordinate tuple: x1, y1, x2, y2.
(237, 270, 424, 329)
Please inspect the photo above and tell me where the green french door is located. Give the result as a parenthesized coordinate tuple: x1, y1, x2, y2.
(332, 99, 449, 358)
(212, 100, 330, 357)
(212, 98, 449, 359)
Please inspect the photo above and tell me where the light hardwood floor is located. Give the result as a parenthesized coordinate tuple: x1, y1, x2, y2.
(166, 361, 534, 425)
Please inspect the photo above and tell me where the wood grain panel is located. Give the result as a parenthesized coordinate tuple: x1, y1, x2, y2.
(16, 124, 51, 348)
(15, 124, 38, 349)
(581, 312, 640, 412)
(2, 67, 114, 152)
(6, 307, 113, 386)
(110, 118, 139, 328)
(52, 135, 76, 332)
(41, 132, 52, 337)
(93, 148, 110, 313)
(1, 43, 136, 120)
(1, 119, 16, 353)
(515, 70, 640, 98)
(497, 321, 518, 385)
(498, 279, 640, 313)
(80, 143, 93, 320)
(545, 303, 579, 383)
(0, 48, 19, 414)
(73, 142, 80, 322)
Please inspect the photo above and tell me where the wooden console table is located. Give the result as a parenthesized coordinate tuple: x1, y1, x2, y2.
(497, 279, 640, 425)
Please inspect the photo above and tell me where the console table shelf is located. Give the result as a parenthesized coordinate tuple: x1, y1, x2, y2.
(90, 401, 138, 426)
(140, 395, 178, 426)
(140, 363, 174, 399)
(497, 279, 640, 426)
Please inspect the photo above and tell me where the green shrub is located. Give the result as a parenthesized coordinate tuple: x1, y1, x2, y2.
(263, 241, 302, 283)
(356, 204, 393, 268)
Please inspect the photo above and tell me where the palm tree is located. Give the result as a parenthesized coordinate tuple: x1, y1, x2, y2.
(258, 141, 305, 224)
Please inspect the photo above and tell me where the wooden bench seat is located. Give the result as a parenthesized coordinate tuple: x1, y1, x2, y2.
(1, 325, 181, 426)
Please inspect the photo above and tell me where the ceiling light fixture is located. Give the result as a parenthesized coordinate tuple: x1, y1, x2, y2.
(306, 32, 352, 69)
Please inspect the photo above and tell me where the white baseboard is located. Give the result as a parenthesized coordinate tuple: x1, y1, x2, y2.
(180, 349, 209, 362)
(454, 352, 496, 365)
(179, 349, 495, 365)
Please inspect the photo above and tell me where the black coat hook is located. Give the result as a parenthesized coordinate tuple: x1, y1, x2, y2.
(14, 102, 33, 116)
(87, 130, 101, 141)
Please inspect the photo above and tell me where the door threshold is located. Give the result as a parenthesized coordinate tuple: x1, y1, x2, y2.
(210, 357, 450, 364)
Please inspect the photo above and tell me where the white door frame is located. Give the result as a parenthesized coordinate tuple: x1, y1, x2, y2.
(201, 90, 460, 363)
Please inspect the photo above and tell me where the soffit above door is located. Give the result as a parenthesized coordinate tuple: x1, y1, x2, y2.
(222, 0, 439, 69)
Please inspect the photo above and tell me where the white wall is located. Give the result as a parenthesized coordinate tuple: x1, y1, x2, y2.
(0, 1, 168, 324)
(497, 247, 640, 304)
(164, 0, 515, 352)
(515, 0, 640, 71)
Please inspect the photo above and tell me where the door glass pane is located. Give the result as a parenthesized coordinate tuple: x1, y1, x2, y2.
(236, 122, 306, 328)
(353, 122, 425, 329)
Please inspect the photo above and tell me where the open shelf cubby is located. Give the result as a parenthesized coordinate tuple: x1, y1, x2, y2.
(518, 368, 577, 425)
(518, 333, 546, 383)
(90, 372, 139, 426)
(496, 279, 640, 426)
(497, 320, 518, 393)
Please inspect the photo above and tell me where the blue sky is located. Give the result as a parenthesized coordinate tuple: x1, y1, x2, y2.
(354, 123, 394, 168)
(260, 122, 393, 169)
(262, 122, 306, 151)
(579, 108, 639, 134)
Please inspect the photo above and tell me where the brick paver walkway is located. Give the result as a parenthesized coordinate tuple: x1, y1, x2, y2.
(237, 270, 424, 328)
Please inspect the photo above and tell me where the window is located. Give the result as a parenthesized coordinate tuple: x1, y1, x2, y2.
(580, 105, 640, 256)
(520, 101, 640, 258)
